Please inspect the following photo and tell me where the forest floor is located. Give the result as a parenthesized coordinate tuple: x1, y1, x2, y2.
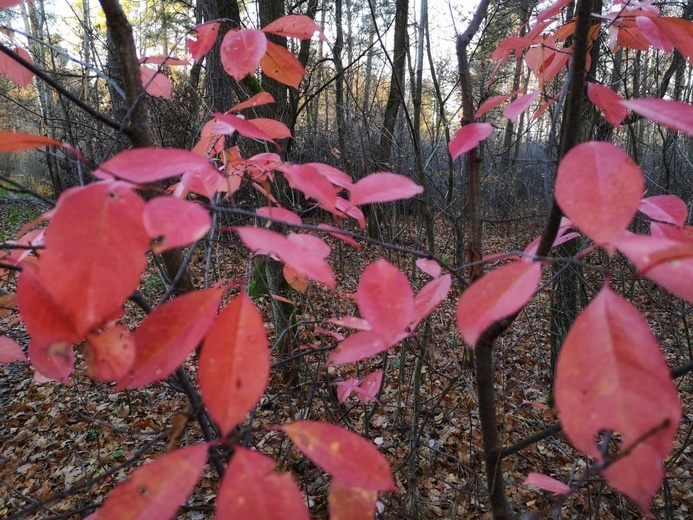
(1, 195, 692, 520)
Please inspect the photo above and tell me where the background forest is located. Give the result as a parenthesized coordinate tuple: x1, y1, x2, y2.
(1, 0, 693, 519)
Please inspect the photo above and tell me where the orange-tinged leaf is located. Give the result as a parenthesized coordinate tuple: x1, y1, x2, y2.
(199, 293, 269, 436)
(621, 98, 693, 137)
(217, 448, 309, 520)
(457, 262, 542, 346)
(282, 421, 395, 491)
(0, 131, 63, 152)
(143, 197, 211, 253)
(328, 480, 378, 520)
(96, 443, 208, 520)
(555, 286, 681, 513)
(357, 259, 414, 344)
(349, 172, 423, 206)
(248, 118, 292, 140)
(116, 289, 222, 389)
(220, 29, 267, 81)
(140, 67, 172, 99)
(0, 46, 33, 87)
(262, 14, 326, 41)
(228, 92, 275, 112)
(260, 40, 305, 89)
(283, 264, 308, 293)
(587, 82, 627, 127)
(210, 112, 275, 142)
(0, 336, 27, 363)
(555, 142, 643, 249)
(188, 22, 220, 63)
(17, 265, 79, 384)
(448, 123, 493, 160)
(85, 325, 135, 381)
(654, 17, 693, 62)
(39, 183, 149, 336)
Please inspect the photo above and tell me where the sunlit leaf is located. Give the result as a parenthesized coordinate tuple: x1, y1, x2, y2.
(228, 92, 275, 112)
(555, 286, 681, 513)
(621, 98, 693, 137)
(199, 293, 269, 436)
(262, 14, 326, 41)
(140, 67, 172, 99)
(0, 131, 63, 152)
(282, 421, 396, 491)
(260, 40, 305, 89)
(587, 82, 627, 128)
(220, 29, 267, 81)
(0, 46, 33, 87)
(188, 22, 220, 63)
(503, 91, 540, 123)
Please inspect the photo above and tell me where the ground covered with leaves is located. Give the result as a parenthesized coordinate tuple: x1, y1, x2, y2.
(1, 198, 692, 519)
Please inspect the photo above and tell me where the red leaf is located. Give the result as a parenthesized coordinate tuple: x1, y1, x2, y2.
(94, 148, 221, 185)
(416, 258, 441, 278)
(555, 286, 681, 513)
(217, 448, 309, 520)
(140, 67, 172, 99)
(228, 92, 275, 112)
(448, 123, 493, 161)
(116, 289, 222, 389)
(256, 205, 302, 226)
(220, 29, 267, 81)
(0, 131, 63, 152)
(328, 330, 388, 365)
(328, 480, 379, 520)
(555, 142, 643, 249)
(143, 197, 211, 253)
(335, 378, 361, 403)
(335, 198, 365, 228)
(39, 183, 149, 336)
(199, 293, 269, 436)
(636, 15, 674, 52)
(350, 172, 423, 206)
(457, 262, 542, 346)
(523, 473, 571, 495)
(475, 93, 514, 119)
(638, 195, 688, 226)
(305, 162, 353, 189)
(282, 421, 395, 491)
(188, 22, 220, 63)
(587, 82, 627, 127)
(85, 325, 135, 381)
(95, 443, 208, 520)
(613, 233, 693, 303)
(0, 336, 27, 363)
(277, 163, 338, 211)
(621, 98, 693, 136)
(503, 91, 540, 123)
(236, 227, 335, 288)
(536, 0, 573, 23)
(357, 370, 383, 403)
(0, 46, 34, 87)
(0, 1, 24, 7)
(17, 266, 78, 384)
(262, 14, 326, 41)
(357, 259, 414, 344)
(211, 112, 275, 142)
(410, 274, 452, 330)
(317, 224, 361, 249)
(260, 40, 305, 89)
(654, 17, 693, 62)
